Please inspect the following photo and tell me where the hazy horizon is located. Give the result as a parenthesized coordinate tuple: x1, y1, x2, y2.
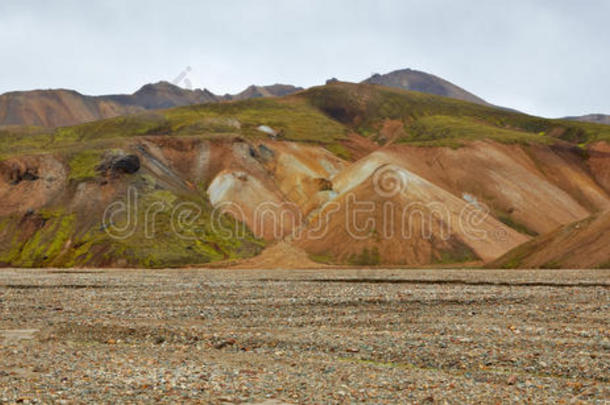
(1, 0, 608, 118)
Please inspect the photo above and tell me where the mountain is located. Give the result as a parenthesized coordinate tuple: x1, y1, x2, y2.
(0, 82, 302, 128)
(562, 114, 610, 126)
(491, 210, 610, 269)
(0, 89, 143, 128)
(1, 81, 609, 268)
(0, 67, 497, 128)
(362, 68, 490, 106)
(103, 81, 219, 109)
(230, 84, 304, 101)
(2, 68, 606, 130)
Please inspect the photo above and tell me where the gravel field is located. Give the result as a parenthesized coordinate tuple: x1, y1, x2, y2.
(0, 268, 608, 404)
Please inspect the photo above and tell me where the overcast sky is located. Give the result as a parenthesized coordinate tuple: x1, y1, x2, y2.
(0, 0, 608, 117)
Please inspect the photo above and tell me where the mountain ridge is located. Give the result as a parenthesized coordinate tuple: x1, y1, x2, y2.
(2, 68, 607, 129)
(0, 81, 303, 128)
(562, 113, 610, 126)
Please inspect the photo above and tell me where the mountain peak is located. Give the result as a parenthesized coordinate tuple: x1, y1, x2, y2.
(134, 81, 185, 95)
(362, 68, 489, 106)
(231, 84, 303, 101)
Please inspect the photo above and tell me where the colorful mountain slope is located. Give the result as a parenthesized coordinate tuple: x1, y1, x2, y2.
(0, 89, 143, 128)
(490, 210, 610, 269)
(0, 82, 303, 128)
(0, 82, 609, 268)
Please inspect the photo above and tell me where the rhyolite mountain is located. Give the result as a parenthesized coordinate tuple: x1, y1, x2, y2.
(490, 209, 610, 269)
(0, 89, 143, 128)
(362, 68, 490, 106)
(1, 68, 492, 127)
(104, 81, 219, 110)
(3, 68, 607, 129)
(230, 84, 305, 101)
(0, 81, 303, 128)
(1, 80, 609, 268)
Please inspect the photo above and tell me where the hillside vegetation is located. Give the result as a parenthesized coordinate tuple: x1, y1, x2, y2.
(0, 98, 347, 160)
(0, 81, 303, 128)
(491, 210, 610, 269)
(303, 82, 610, 147)
(1, 82, 609, 268)
(3, 82, 610, 161)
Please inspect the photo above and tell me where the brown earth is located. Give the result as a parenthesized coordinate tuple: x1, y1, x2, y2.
(0, 154, 68, 216)
(491, 210, 610, 269)
(231, 241, 323, 269)
(296, 149, 529, 265)
(1, 135, 609, 267)
(375, 141, 609, 235)
(0, 89, 143, 128)
(587, 141, 610, 193)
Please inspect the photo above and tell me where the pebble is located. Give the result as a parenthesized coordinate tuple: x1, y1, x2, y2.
(0, 268, 607, 403)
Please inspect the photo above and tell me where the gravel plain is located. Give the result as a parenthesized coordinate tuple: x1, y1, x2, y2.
(0, 268, 608, 404)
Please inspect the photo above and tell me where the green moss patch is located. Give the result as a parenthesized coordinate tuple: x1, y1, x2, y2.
(68, 150, 104, 181)
(348, 247, 381, 266)
(302, 83, 610, 147)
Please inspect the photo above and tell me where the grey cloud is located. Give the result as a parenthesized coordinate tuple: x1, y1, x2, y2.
(0, 0, 608, 117)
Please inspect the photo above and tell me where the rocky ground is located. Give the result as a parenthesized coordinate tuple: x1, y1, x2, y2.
(0, 268, 608, 403)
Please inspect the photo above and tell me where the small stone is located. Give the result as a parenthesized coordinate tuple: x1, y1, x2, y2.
(214, 338, 236, 349)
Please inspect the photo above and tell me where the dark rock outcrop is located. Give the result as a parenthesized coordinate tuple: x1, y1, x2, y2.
(97, 154, 140, 176)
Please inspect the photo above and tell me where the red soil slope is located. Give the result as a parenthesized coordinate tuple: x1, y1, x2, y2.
(0, 90, 142, 128)
(491, 210, 610, 269)
(1, 135, 608, 267)
(373, 141, 609, 235)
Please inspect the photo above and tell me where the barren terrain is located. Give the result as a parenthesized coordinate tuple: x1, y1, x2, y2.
(1, 268, 608, 403)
